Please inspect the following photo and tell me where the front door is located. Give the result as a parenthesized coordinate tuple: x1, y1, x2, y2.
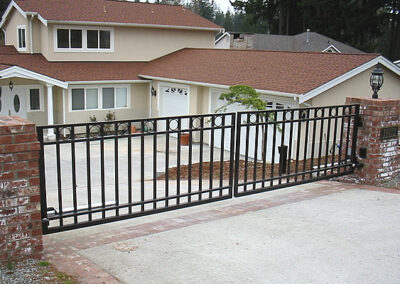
(0, 86, 27, 118)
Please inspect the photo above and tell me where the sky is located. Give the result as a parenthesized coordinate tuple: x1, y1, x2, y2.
(213, 0, 233, 12)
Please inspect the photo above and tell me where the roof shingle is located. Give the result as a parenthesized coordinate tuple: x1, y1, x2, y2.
(14, 0, 220, 30)
(0, 46, 145, 81)
(140, 48, 379, 94)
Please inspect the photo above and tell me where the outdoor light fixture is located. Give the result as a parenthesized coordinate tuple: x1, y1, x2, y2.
(8, 80, 13, 91)
(370, 64, 384, 99)
(151, 87, 157, 97)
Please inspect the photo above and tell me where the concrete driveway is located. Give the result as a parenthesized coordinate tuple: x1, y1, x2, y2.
(43, 181, 400, 284)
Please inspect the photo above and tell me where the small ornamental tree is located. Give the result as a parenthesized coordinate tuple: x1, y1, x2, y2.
(216, 84, 280, 159)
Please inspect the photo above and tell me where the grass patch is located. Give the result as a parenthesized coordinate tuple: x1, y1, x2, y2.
(38, 260, 50, 267)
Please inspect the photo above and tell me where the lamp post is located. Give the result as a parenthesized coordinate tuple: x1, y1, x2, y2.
(370, 64, 384, 99)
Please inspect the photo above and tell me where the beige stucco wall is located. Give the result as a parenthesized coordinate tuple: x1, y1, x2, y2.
(32, 17, 42, 53)
(307, 66, 400, 107)
(3, 9, 28, 52)
(41, 24, 215, 61)
(64, 82, 150, 124)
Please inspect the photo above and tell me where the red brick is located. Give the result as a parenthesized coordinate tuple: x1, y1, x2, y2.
(0, 135, 12, 144)
(31, 212, 41, 221)
(0, 171, 14, 181)
(0, 153, 14, 163)
(3, 161, 28, 171)
(17, 169, 39, 179)
(29, 177, 40, 186)
(16, 151, 39, 161)
(14, 133, 38, 143)
(30, 195, 41, 203)
(28, 160, 39, 169)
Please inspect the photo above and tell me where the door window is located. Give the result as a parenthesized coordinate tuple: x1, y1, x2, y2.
(14, 95, 20, 113)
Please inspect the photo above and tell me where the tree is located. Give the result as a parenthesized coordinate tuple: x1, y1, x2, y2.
(216, 85, 279, 158)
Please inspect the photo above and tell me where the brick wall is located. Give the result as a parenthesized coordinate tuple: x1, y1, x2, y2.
(0, 116, 42, 263)
(346, 97, 400, 185)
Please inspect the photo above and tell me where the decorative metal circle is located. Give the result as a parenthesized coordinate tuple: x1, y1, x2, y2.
(249, 113, 258, 124)
(285, 110, 292, 120)
(169, 118, 179, 131)
(59, 127, 72, 140)
(316, 108, 324, 118)
(144, 120, 155, 132)
(89, 125, 101, 138)
(191, 117, 202, 129)
(330, 107, 336, 116)
(213, 115, 223, 127)
(117, 122, 128, 134)
(13, 95, 20, 113)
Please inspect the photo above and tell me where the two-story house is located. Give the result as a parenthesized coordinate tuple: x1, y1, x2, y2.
(0, 0, 399, 137)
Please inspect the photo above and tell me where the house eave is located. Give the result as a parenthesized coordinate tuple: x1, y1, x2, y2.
(299, 56, 400, 104)
(67, 79, 150, 85)
(46, 20, 222, 32)
(139, 74, 300, 99)
(0, 66, 68, 88)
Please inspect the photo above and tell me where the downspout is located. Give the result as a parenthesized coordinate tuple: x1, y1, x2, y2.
(28, 14, 34, 54)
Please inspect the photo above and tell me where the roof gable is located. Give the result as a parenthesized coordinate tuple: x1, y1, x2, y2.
(8, 0, 220, 30)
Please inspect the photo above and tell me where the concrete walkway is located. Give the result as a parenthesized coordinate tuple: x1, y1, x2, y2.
(43, 181, 400, 284)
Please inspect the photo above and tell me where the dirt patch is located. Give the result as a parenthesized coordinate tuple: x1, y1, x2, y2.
(158, 155, 344, 180)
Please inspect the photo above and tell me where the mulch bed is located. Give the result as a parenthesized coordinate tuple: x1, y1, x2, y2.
(158, 155, 344, 180)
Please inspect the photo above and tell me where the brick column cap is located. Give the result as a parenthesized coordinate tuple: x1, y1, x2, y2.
(346, 97, 400, 106)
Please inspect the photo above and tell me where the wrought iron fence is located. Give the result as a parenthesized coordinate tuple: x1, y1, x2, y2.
(38, 113, 236, 233)
(234, 104, 360, 196)
(37, 104, 360, 233)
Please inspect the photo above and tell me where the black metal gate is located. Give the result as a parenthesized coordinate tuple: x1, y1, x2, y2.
(38, 104, 359, 234)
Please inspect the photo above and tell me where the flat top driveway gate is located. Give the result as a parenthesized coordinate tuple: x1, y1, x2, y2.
(38, 104, 359, 234)
(38, 113, 236, 234)
(234, 104, 360, 196)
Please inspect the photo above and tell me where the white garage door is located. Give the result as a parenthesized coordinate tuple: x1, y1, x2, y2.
(210, 89, 295, 163)
(159, 85, 189, 131)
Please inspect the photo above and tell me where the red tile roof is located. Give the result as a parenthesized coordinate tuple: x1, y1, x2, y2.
(14, 0, 220, 30)
(139, 48, 379, 94)
(0, 46, 145, 81)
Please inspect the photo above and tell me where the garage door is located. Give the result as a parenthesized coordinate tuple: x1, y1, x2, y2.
(159, 85, 189, 131)
(210, 90, 294, 163)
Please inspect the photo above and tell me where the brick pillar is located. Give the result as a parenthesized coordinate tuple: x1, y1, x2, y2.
(346, 97, 400, 185)
(0, 116, 42, 263)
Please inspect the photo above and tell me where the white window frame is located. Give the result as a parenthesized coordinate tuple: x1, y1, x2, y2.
(69, 84, 130, 112)
(25, 85, 44, 112)
(54, 25, 114, 53)
(17, 25, 27, 51)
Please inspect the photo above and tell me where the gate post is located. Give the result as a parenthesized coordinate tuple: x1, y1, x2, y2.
(0, 116, 43, 263)
(345, 97, 400, 185)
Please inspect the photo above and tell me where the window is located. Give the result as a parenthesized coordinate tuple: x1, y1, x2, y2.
(86, 89, 98, 109)
(29, 89, 40, 110)
(17, 25, 26, 50)
(57, 29, 82, 49)
(70, 29, 82, 48)
(70, 86, 128, 111)
(55, 26, 113, 52)
(116, 88, 127, 108)
(87, 30, 111, 49)
(71, 89, 85, 110)
(102, 88, 114, 109)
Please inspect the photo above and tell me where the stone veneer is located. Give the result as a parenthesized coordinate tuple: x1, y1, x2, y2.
(0, 116, 42, 262)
